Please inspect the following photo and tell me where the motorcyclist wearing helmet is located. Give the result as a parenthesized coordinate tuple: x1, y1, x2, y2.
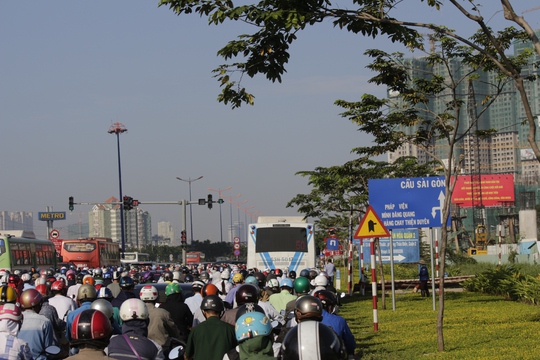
(106, 270, 122, 298)
(185, 280, 205, 315)
(0, 303, 32, 359)
(139, 285, 181, 353)
(192, 283, 221, 326)
(65, 284, 98, 344)
(18, 289, 57, 360)
(111, 276, 137, 309)
(68, 309, 113, 359)
(224, 312, 275, 360)
(279, 295, 346, 360)
(224, 273, 244, 307)
(160, 282, 193, 342)
(314, 290, 356, 356)
(215, 269, 232, 301)
(35, 283, 68, 358)
(106, 298, 164, 360)
(185, 295, 236, 360)
(66, 273, 84, 301)
(269, 278, 297, 313)
(49, 280, 77, 322)
(221, 284, 259, 326)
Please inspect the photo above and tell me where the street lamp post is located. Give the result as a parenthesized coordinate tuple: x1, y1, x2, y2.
(235, 200, 249, 242)
(108, 122, 128, 256)
(208, 186, 232, 242)
(223, 194, 242, 242)
(176, 176, 203, 249)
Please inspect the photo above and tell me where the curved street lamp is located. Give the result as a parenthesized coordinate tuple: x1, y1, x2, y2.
(176, 176, 203, 249)
(208, 186, 232, 242)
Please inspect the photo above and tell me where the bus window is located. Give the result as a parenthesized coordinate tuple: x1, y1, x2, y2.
(63, 242, 96, 252)
(0, 239, 4, 255)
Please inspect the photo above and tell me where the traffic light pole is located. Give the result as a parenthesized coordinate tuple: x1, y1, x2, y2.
(69, 197, 216, 265)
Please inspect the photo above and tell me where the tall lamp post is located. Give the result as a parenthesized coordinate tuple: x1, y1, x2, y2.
(223, 194, 242, 242)
(108, 122, 128, 256)
(235, 200, 249, 241)
(176, 176, 203, 249)
(208, 186, 232, 242)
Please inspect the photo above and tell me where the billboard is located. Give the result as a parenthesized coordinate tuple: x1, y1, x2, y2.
(451, 174, 515, 207)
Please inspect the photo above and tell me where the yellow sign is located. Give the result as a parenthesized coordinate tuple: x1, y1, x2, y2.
(354, 205, 390, 239)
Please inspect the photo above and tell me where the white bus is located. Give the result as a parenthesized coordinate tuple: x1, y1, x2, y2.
(247, 216, 316, 272)
(121, 252, 151, 266)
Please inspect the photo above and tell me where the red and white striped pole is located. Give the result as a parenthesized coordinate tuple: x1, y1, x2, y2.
(370, 238, 378, 331)
(348, 239, 353, 295)
(498, 225, 502, 266)
(360, 239, 365, 295)
(435, 232, 439, 278)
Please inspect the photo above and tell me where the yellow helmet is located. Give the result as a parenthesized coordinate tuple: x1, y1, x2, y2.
(232, 273, 244, 284)
(0, 286, 17, 304)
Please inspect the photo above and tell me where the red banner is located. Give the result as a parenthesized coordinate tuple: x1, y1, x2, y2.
(451, 174, 515, 207)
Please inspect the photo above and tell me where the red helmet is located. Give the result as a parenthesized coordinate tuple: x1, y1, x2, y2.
(202, 283, 220, 297)
(71, 309, 112, 341)
(51, 280, 66, 292)
(7, 274, 20, 285)
(67, 273, 76, 281)
(20, 289, 43, 309)
(35, 284, 49, 297)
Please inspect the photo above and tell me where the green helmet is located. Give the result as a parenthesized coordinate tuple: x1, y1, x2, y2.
(165, 282, 182, 296)
(294, 277, 310, 295)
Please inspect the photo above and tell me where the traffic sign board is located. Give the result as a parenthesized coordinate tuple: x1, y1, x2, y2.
(354, 206, 390, 239)
(50, 229, 60, 239)
(353, 229, 420, 263)
(234, 249, 240, 256)
(369, 177, 448, 229)
(326, 238, 339, 250)
(233, 237, 240, 244)
(233, 243, 241, 250)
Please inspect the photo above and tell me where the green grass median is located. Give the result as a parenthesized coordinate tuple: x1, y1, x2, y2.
(340, 291, 540, 359)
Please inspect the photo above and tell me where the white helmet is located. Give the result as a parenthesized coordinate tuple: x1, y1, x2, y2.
(313, 274, 329, 287)
(119, 298, 148, 321)
(90, 299, 114, 319)
(267, 278, 279, 289)
(173, 271, 182, 281)
(221, 269, 230, 280)
(34, 276, 47, 286)
(21, 273, 31, 282)
(139, 285, 159, 301)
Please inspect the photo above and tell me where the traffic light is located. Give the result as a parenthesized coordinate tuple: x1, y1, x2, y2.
(207, 194, 213, 209)
(123, 196, 133, 211)
(181, 230, 187, 249)
(68, 196, 74, 211)
(217, 198, 224, 204)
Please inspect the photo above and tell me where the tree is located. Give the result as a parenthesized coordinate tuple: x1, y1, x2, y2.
(159, 0, 540, 161)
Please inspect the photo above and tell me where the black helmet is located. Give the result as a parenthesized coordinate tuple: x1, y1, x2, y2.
(163, 271, 173, 282)
(76, 273, 85, 284)
(119, 276, 134, 290)
(288, 270, 297, 280)
(254, 272, 266, 288)
(280, 321, 346, 360)
(199, 272, 210, 282)
(200, 295, 224, 314)
(294, 295, 323, 322)
(184, 274, 194, 283)
(313, 290, 337, 312)
(308, 270, 318, 280)
(235, 303, 265, 321)
(235, 284, 259, 306)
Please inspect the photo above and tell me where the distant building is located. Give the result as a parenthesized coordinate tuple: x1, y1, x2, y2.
(0, 211, 33, 232)
(387, 34, 540, 180)
(157, 221, 175, 246)
(89, 197, 152, 249)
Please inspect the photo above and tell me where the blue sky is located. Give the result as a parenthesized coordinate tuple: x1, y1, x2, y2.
(0, 1, 533, 242)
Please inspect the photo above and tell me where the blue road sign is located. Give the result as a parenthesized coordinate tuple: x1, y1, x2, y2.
(368, 177, 449, 229)
(326, 238, 339, 250)
(354, 229, 420, 264)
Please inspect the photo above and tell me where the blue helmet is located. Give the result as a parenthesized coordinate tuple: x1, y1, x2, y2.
(97, 287, 114, 300)
(235, 312, 272, 342)
(280, 278, 293, 288)
(244, 276, 258, 286)
(103, 272, 112, 279)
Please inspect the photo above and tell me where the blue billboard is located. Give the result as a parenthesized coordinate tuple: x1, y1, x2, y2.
(368, 177, 449, 229)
